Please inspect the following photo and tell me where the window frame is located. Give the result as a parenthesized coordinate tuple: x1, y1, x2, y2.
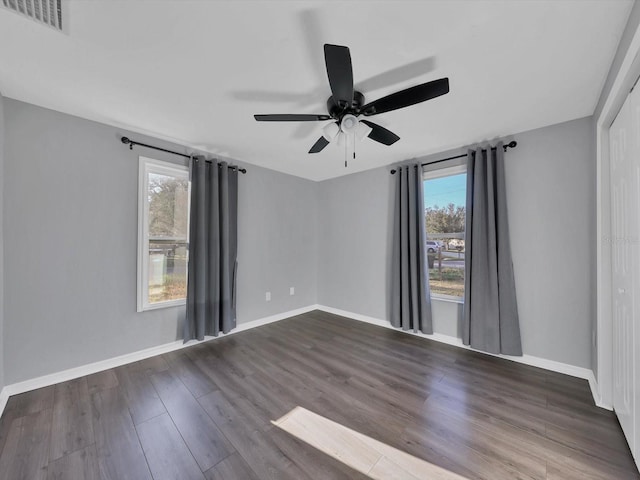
(137, 156, 190, 312)
(423, 162, 467, 303)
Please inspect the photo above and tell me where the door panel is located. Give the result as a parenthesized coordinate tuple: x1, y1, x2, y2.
(610, 94, 635, 456)
(630, 84, 640, 462)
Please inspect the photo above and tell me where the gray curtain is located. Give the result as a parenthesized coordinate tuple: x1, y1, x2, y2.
(184, 157, 238, 341)
(391, 163, 433, 333)
(463, 142, 521, 355)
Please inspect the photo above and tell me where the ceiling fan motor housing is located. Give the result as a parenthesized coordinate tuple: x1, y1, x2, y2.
(327, 91, 365, 119)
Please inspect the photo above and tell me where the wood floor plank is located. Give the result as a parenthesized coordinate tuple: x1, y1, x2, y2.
(429, 380, 548, 437)
(198, 389, 313, 480)
(273, 407, 381, 471)
(273, 405, 471, 480)
(113, 364, 166, 425)
(240, 371, 299, 419)
(49, 377, 94, 461)
(418, 396, 547, 479)
(269, 420, 374, 480)
(136, 413, 204, 480)
(150, 370, 234, 471)
(9, 386, 55, 417)
(401, 421, 537, 480)
(544, 420, 637, 471)
(47, 445, 100, 480)
(130, 355, 170, 375)
(203, 452, 260, 480)
(0, 402, 18, 458)
(90, 387, 152, 480)
(0, 409, 52, 480)
(198, 388, 268, 434)
(163, 350, 218, 398)
(86, 370, 119, 395)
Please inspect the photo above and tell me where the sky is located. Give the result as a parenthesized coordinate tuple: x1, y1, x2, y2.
(423, 173, 467, 209)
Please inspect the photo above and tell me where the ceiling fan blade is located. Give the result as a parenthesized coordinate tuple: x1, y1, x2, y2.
(360, 120, 400, 146)
(254, 114, 331, 121)
(360, 78, 449, 116)
(324, 44, 354, 108)
(309, 136, 330, 153)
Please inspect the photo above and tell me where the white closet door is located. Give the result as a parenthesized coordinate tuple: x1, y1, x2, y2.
(630, 84, 640, 463)
(610, 91, 636, 458)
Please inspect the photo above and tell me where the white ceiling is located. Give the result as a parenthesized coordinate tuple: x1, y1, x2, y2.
(0, 0, 633, 181)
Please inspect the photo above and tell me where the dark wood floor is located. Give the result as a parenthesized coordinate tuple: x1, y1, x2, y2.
(0, 310, 637, 479)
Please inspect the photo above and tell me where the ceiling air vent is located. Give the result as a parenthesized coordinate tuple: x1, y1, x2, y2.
(2, 0, 63, 31)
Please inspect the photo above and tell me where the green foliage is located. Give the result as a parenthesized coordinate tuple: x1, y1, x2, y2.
(429, 267, 464, 281)
(425, 203, 465, 234)
(428, 267, 464, 297)
(148, 174, 189, 237)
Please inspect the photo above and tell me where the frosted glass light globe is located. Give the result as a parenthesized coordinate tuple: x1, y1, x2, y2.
(340, 114, 358, 133)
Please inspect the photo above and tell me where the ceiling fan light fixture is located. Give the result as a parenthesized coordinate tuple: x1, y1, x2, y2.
(356, 121, 373, 141)
(322, 122, 340, 142)
(340, 114, 358, 134)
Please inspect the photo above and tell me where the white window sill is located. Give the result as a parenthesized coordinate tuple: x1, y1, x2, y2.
(431, 294, 463, 304)
(138, 298, 186, 312)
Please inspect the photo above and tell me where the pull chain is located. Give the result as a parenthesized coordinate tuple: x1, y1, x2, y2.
(344, 134, 348, 168)
(353, 137, 356, 162)
(344, 132, 358, 168)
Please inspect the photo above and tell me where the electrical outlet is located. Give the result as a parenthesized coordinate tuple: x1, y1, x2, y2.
(290, 287, 295, 296)
(265, 291, 271, 301)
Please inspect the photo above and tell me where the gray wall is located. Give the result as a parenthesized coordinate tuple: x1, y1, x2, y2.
(317, 167, 394, 319)
(0, 91, 5, 393)
(3, 99, 317, 384)
(318, 116, 595, 369)
(236, 163, 317, 321)
(506, 117, 595, 368)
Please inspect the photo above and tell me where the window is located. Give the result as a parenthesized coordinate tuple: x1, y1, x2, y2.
(138, 157, 190, 311)
(423, 164, 466, 300)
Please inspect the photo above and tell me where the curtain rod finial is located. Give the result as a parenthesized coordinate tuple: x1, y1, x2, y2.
(502, 140, 517, 152)
(121, 137, 134, 150)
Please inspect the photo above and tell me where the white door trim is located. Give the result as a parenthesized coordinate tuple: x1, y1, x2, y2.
(596, 20, 640, 409)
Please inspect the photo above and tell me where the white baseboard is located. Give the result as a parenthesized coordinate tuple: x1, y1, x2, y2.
(316, 305, 606, 407)
(0, 388, 9, 419)
(588, 371, 612, 410)
(0, 305, 318, 418)
(0, 303, 607, 419)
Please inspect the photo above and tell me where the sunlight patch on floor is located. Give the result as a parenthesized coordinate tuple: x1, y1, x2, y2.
(272, 406, 469, 480)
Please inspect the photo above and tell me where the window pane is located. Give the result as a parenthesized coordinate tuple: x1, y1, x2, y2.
(148, 241, 188, 303)
(147, 172, 189, 304)
(148, 173, 189, 239)
(424, 172, 466, 298)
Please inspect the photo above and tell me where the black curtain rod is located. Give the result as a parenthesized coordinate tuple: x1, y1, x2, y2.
(120, 137, 247, 174)
(389, 140, 517, 174)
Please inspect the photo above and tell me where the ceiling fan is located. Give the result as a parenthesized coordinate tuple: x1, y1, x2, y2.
(254, 44, 450, 154)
